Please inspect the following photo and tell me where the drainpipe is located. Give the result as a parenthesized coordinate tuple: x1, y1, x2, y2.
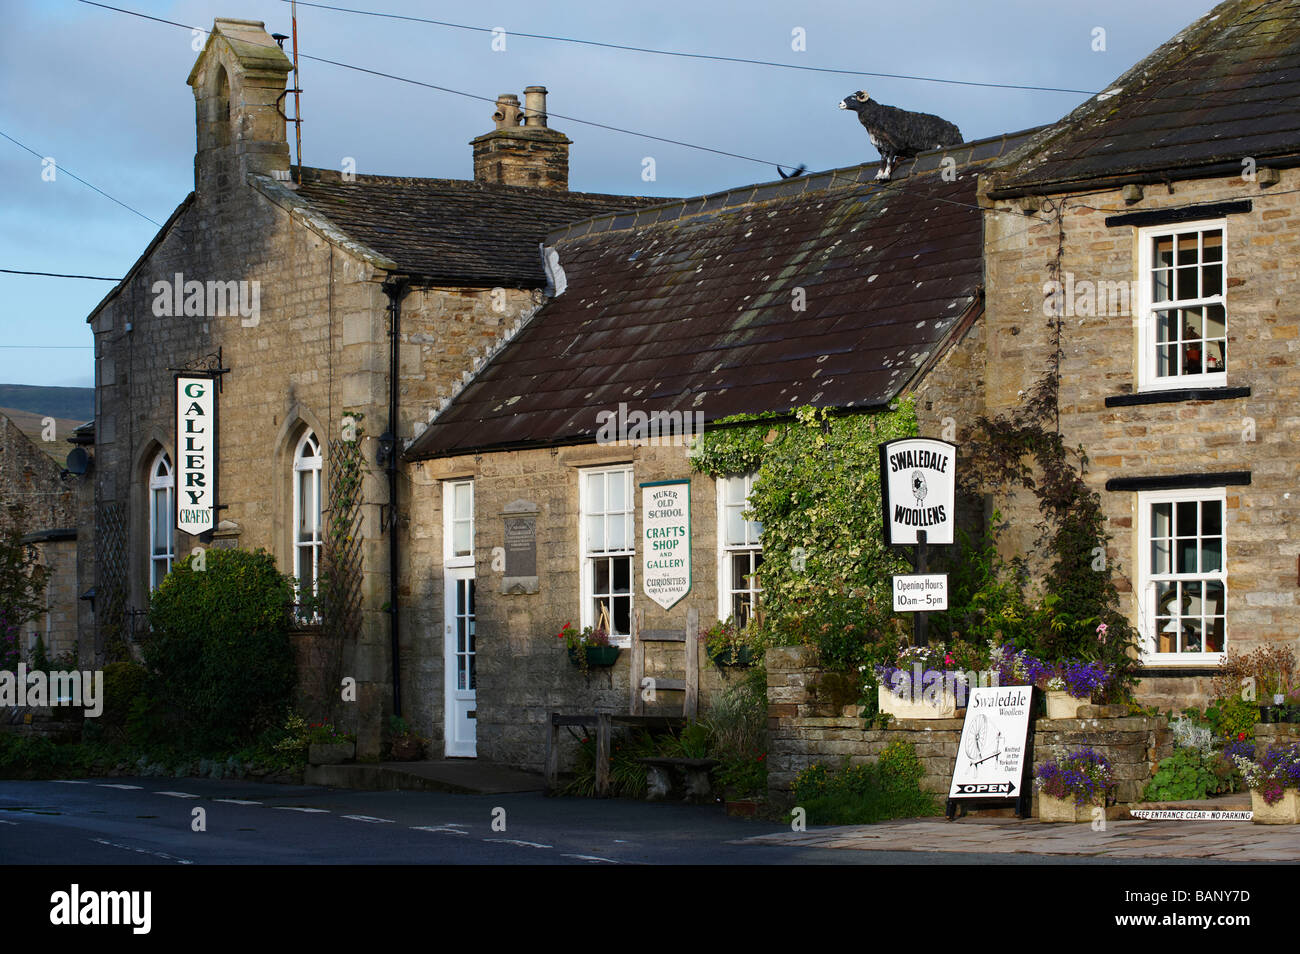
(381, 276, 408, 717)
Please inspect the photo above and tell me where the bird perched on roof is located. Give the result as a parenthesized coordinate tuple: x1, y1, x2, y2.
(838, 91, 963, 181)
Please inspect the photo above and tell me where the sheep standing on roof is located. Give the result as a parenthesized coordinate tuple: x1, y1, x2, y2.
(838, 91, 963, 181)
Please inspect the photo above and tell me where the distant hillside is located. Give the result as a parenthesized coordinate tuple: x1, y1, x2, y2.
(0, 384, 93, 422)
(0, 408, 84, 463)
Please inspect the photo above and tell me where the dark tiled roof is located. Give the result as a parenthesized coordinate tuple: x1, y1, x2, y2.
(991, 0, 1300, 196)
(406, 134, 1036, 460)
(294, 168, 668, 287)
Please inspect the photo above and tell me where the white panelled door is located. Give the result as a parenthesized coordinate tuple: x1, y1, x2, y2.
(444, 569, 476, 757)
(443, 479, 476, 758)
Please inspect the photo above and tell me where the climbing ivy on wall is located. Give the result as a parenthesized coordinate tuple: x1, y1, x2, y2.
(692, 402, 918, 672)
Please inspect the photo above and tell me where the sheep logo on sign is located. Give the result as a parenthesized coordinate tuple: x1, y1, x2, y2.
(911, 470, 928, 506)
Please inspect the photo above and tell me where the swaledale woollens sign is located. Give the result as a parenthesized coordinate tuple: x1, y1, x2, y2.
(879, 437, 957, 545)
(641, 479, 691, 609)
(949, 685, 1034, 799)
(175, 375, 217, 535)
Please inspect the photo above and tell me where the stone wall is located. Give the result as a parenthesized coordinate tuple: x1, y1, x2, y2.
(980, 169, 1300, 709)
(768, 646, 1173, 809)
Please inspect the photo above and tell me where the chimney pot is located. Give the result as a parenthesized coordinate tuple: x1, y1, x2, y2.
(523, 86, 548, 128)
(492, 94, 523, 131)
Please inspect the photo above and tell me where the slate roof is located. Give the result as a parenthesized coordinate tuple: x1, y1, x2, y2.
(405, 132, 1038, 461)
(990, 0, 1300, 197)
(294, 168, 669, 287)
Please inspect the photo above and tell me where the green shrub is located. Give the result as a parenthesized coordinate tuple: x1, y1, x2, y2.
(1142, 747, 1232, 802)
(791, 745, 941, 825)
(142, 547, 296, 752)
(99, 661, 148, 726)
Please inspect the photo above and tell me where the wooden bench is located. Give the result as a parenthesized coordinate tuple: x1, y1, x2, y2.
(544, 712, 684, 795)
(637, 756, 719, 802)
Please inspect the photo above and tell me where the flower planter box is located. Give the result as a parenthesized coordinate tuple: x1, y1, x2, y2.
(877, 686, 956, 720)
(711, 646, 754, 668)
(725, 798, 763, 817)
(1038, 793, 1102, 823)
(389, 736, 426, 761)
(1045, 690, 1086, 720)
(1250, 789, 1300, 824)
(308, 742, 355, 765)
(568, 645, 622, 668)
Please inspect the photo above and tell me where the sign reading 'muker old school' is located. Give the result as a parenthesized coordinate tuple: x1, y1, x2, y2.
(879, 437, 957, 545)
(641, 479, 691, 610)
(175, 375, 217, 535)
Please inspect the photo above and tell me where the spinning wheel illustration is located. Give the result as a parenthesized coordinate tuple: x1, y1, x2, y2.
(964, 713, 1003, 773)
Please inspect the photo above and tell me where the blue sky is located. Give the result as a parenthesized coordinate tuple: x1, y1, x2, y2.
(0, 0, 1216, 389)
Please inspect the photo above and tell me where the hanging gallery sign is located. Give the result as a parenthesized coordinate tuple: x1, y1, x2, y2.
(879, 437, 957, 545)
(641, 479, 691, 610)
(175, 374, 218, 535)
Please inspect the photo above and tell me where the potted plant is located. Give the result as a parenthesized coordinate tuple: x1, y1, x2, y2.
(1035, 748, 1115, 822)
(874, 643, 964, 719)
(306, 721, 356, 765)
(1233, 742, 1300, 824)
(386, 715, 427, 761)
(702, 617, 754, 669)
(556, 620, 620, 677)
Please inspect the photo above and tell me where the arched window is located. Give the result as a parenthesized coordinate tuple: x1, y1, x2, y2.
(149, 450, 174, 590)
(293, 430, 323, 603)
(213, 64, 231, 148)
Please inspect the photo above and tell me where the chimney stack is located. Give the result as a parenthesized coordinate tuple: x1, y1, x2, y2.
(472, 86, 571, 190)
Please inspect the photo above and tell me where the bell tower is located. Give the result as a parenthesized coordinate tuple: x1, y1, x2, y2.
(187, 18, 293, 204)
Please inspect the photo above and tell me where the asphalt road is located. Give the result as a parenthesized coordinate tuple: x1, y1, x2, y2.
(0, 778, 1201, 865)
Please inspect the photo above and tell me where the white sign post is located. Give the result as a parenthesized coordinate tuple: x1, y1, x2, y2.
(641, 479, 691, 610)
(948, 685, 1036, 818)
(175, 375, 217, 536)
(879, 437, 957, 546)
(880, 437, 958, 646)
(892, 573, 949, 612)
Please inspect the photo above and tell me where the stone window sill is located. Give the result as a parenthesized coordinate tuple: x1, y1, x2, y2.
(1105, 386, 1250, 408)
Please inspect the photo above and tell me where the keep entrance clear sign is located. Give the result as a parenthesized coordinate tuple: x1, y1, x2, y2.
(641, 479, 691, 609)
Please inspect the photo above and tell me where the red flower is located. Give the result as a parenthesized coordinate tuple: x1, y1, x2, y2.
(1238, 731, 1247, 741)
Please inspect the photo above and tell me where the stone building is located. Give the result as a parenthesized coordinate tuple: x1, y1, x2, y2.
(81, 17, 661, 753)
(980, 0, 1300, 709)
(401, 133, 1029, 768)
(0, 412, 80, 659)
(73, 1, 1300, 774)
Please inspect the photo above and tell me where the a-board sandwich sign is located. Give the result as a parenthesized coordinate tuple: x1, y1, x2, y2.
(641, 479, 691, 610)
(175, 374, 218, 536)
(879, 437, 957, 546)
(948, 685, 1035, 814)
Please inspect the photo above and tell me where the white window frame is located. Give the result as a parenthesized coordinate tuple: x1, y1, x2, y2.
(716, 473, 763, 625)
(1136, 487, 1227, 665)
(578, 465, 634, 647)
(443, 480, 475, 568)
(1136, 218, 1228, 392)
(148, 449, 174, 591)
(292, 430, 323, 607)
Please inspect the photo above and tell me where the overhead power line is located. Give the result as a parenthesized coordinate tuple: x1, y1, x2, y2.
(74, 0, 1046, 225)
(281, 0, 1100, 95)
(0, 129, 163, 227)
(76, 0, 797, 168)
(0, 268, 119, 280)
